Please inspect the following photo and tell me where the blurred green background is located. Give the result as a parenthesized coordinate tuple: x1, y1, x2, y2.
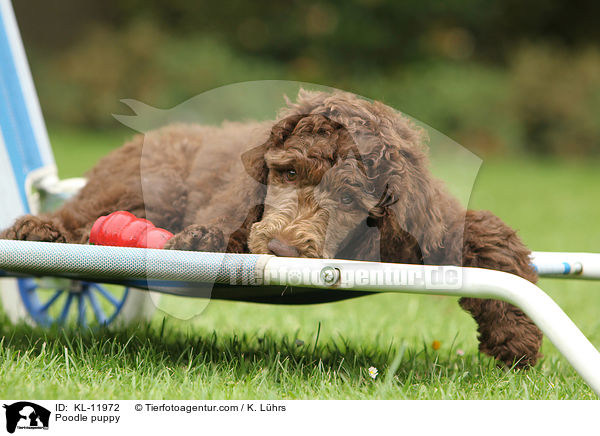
(13, 0, 600, 157)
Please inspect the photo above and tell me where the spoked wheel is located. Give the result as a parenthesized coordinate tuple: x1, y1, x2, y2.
(0, 277, 156, 327)
(18, 278, 131, 327)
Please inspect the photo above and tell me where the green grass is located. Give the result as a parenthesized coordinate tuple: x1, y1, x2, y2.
(1, 127, 599, 399)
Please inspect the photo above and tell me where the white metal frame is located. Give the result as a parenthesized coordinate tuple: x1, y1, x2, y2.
(531, 251, 600, 279)
(265, 254, 600, 395)
(0, 241, 598, 395)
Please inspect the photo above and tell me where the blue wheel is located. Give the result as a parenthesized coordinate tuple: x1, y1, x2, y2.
(0, 277, 156, 328)
(17, 278, 130, 327)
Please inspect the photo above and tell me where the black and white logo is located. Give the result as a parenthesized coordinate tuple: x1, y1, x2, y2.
(3, 402, 50, 434)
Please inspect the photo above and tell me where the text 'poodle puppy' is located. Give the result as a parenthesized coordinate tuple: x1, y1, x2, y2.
(0, 89, 542, 368)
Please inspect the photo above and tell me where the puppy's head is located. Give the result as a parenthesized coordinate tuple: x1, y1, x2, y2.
(243, 90, 448, 260)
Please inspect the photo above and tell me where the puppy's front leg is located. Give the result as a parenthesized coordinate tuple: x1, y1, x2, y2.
(164, 225, 226, 252)
(165, 200, 263, 253)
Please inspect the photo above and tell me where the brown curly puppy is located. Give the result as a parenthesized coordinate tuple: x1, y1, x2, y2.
(0, 89, 542, 368)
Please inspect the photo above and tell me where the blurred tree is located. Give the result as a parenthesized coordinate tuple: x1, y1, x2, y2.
(14, 0, 600, 66)
(11, 0, 600, 156)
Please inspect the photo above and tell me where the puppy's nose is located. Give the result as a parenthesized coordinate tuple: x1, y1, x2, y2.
(267, 238, 300, 257)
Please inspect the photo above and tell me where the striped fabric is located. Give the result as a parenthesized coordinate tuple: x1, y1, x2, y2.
(0, 240, 270, 286)
(0, 0, 56, 228)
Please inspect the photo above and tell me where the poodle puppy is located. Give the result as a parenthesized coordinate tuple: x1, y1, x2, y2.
(0, 89, 542, 368)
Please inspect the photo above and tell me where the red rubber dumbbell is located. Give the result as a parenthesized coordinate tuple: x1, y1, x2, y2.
(89, 211, 173, 249)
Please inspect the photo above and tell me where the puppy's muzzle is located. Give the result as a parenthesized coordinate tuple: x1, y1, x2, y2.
(267, 238, 300, 257)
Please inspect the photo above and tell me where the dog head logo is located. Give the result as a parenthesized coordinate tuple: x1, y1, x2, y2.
(3, 402, 50, 433)
(112, 81, 480, 314)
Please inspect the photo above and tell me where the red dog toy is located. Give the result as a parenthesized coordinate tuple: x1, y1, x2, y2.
(89, 211, 173, 249)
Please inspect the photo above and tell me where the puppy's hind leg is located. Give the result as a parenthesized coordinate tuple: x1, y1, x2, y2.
(460, 210, 543, 368)
(0, 215, 68, 243)
(458, 298, 542, 368)
(0, 184, 146, 244)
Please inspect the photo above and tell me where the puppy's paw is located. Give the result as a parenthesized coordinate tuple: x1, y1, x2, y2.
(480, 336, 541, 369)
(164, 225, 226, 252)
(459, 298, 542, 369)
(0, 215, 67, 242)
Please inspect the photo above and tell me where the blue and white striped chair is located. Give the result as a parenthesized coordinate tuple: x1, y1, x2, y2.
(0, 0, 154, 326)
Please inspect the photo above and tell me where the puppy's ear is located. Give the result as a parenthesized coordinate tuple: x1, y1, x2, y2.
(383, 148, 447, 261)
(241, 142, 269, 184)
(241, 114, 305, 183)
(373, 123, 455, 263)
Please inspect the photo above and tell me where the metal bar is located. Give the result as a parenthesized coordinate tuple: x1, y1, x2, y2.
(90, 283, 120, 308)
(77, 293, 86, 327)
(57, 292, 73, 324)
(0, 240, 268, 283)
(86, 287, 107, 324)
(37, 289, 63, 313)
(531, 251, 600, 279)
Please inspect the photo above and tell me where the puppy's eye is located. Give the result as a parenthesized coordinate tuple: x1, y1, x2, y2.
(284, 169, 297, 182)
(340, 193, 355, 205)
(364, 158, 374, 168)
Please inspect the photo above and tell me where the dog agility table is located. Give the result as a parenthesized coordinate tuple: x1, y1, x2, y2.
(0, 240, 599, 395)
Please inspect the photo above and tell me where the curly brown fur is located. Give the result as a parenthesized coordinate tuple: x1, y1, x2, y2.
(0, 89, 542, 368)
(459, 210, 542, 368)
